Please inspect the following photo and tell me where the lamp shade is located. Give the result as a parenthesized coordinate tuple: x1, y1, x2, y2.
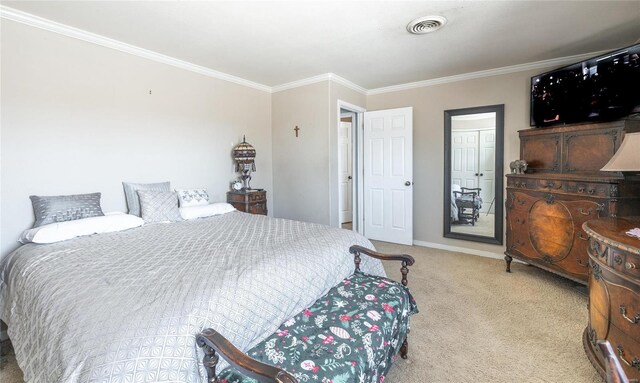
(601, 132, 640, 172)
(232, 136, 256, 172)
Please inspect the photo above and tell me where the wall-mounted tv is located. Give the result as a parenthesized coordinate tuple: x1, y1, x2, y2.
(530, 43, 640, 128)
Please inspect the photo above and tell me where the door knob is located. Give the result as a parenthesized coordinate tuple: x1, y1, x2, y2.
(405, 181, 412, 186)
(474, 173, 479, 176)
(480, 173, 484, 176)
(347, 176, 352, 180)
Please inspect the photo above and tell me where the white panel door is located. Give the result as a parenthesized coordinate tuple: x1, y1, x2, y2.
(363, 107, 413, 245)
(338, 121, 353, 223)
(479, 130, 496, 213)
(451, 131, 479, 189)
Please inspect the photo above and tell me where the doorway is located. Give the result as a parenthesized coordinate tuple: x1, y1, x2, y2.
(335, 101, 414, 246)
(336, 100, 365, 234)
(339, 111, 355, 230)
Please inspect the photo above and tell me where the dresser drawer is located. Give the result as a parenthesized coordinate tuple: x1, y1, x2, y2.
(507, 191, 537, 212)
(248, 191, 266, 202)
(611, 251, 640, 282)
(563, 181, 611, 198)
(247, 202, 267, 215)
(607, 323, 640, 380)
(507, 178, 532, 189)
(563, 200, 605, 223)
(591, 261, 640, 343)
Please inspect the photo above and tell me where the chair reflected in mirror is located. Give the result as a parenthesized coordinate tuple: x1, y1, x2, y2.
(452, 185, 482, 226)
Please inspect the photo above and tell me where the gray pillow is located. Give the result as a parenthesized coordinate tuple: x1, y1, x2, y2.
(122, 181, 170, 217)
(30, 193, 104, 228)
(137, 190, 182, 223)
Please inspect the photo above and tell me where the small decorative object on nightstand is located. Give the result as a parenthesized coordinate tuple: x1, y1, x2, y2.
(227, 190, 267, 215)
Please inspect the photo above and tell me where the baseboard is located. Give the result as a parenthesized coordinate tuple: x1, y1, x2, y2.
(412, 240, 505, 260)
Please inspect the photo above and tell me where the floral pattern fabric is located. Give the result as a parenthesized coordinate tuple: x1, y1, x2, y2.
(218, 272, 419, 383)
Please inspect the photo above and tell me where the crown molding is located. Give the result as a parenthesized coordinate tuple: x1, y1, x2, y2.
(271, 73, 367, 94)
(366, 50, 609, 95)
(0, 5, 272, 93)
(271, 73, 332, 93)
(327, 73, 368, 95)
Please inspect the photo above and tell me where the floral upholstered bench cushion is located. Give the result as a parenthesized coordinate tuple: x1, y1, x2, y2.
(218, 272, 418, 383)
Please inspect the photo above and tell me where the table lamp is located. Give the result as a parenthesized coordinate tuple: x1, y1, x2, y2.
(232, 136, 256, 190)
(601, 132, 640, 174)
(602, 132, 640, 239)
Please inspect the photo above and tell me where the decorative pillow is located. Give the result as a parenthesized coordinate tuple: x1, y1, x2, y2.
(30, 193, 104, 228)
(20, 213, 144, 244)
(137, 190, 182, 223)
(179, 203, 236, 220)
(176, 189, 210, 207)
(122, 181, 170, 217)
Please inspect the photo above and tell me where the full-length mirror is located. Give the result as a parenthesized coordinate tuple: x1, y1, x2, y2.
(444, 105, 504, 245)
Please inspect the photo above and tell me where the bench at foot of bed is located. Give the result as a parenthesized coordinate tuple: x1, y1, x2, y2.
(197, 245, 418, 383)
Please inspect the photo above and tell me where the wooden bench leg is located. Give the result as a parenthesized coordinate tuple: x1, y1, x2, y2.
(400, 337, 409, 359)
(202, 343, 220, 383)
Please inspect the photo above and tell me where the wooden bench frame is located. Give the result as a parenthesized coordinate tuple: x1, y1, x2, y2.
(598, 340, 639, 383)
(196, 245, 416, 383)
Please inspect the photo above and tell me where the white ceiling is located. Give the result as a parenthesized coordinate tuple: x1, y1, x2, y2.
(3, 1, 640, 89)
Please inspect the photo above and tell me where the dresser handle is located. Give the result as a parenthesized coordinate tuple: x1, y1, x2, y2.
(577, 233, 589, 241)
(617, 345, 640, 370)
(588, 189, 596, 195)
(577, 186, 585, 193)
(578, 208, 593, 216)
(627, 262, 637, 270)
(620, 305, 640, 324)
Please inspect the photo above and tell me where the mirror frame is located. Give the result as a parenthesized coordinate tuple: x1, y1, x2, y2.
(443, 104, 504, 245)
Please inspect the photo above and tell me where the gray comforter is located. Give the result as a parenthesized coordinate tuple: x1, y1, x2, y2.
(0, 212, 384, 382)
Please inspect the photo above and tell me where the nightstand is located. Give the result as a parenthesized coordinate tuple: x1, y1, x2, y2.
(227, 190, 267, 215)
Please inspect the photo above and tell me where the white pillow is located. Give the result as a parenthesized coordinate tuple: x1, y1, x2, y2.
(19, 212, 144, 244)
(179, 203, 236, 220)
(176, 189, 210, 207)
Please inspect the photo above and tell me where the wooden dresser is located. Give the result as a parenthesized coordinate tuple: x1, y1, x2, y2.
(227, 190, 267, 215)
(583, 218, 640, 380)
(505, 119, 640, 284)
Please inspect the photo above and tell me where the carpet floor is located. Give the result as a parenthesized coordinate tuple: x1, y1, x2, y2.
(0, 242, 602, 383)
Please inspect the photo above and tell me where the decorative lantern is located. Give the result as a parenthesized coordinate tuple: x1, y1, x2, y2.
(232, 135, 256, 190)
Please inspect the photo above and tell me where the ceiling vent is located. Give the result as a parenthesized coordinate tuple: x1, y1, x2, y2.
(407, 16, 447, 34)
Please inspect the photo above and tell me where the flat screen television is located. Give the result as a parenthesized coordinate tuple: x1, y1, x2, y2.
(530, 43, 640, 127)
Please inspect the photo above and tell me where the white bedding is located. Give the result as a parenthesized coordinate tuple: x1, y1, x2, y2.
(0, 211, 383, 382)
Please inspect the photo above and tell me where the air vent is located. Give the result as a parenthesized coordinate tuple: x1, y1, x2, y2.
(407, 16, 447, 34)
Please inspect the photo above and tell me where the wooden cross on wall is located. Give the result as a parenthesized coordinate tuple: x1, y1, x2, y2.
(294, 126, 300, 137)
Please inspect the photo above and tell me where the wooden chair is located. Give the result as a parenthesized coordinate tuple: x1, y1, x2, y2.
(597, 340, 638, 383)
(453, 187, 482, 225)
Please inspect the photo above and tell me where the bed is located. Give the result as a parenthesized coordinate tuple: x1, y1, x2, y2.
(0, 211, 384, 382)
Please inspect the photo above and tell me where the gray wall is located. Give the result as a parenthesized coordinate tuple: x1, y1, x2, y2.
(271, 81, 330, 224)
(1, 20, 273, 258)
